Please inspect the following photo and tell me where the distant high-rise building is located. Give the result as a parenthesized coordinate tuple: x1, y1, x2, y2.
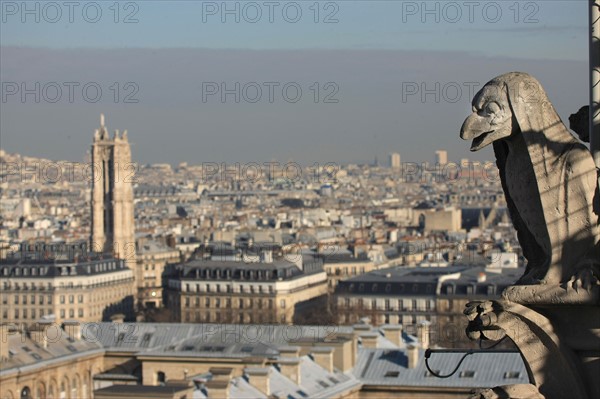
(389, 152, 401, 170)
(91, 114, 136, 266)
(435, 150, 448, 166)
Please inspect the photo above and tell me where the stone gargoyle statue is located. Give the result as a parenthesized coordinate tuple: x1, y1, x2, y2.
(458, 72, 600, 399)
(460, 71, 600, 297)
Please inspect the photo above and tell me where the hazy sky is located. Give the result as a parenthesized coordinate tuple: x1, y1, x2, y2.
(0, 1, 589, 165)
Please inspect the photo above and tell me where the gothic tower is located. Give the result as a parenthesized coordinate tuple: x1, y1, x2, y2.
(91, 114, 136, 267)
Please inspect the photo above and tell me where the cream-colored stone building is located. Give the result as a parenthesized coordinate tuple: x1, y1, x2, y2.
(165, 255, 328, 324)
(323, 256, 377, 291)
(0, 321, 103, 399)
(0, 244, 135, 325)
(135, 239, 180, 308)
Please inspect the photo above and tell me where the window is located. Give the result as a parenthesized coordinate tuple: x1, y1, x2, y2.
(60, 309, 65, 318)
(69, 295, 74, 304)
(459, 371, 476, 378)
(504, 371, 521, 379)
(384, 371, 399, 377)
(39, 296, 44, 305)
(60, 295, 65, 304)
(78, 295, 83, 303)
(20, 386, 32, 399)
(280, 299, 286, 308)
(157, 372, 166, 386)
(140, 333, 153, 347)
(78, 309, 84, 317)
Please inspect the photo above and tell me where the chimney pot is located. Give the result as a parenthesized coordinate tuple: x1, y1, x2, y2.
(311, 347, 334, 373)
(360, 333, 379, 349)
(407, 344, 419, 369)
(382, 325, 403, 347)
(63, 320, 81, 340)
(245, 367, 271, 396)
(278, 358, 301, 385)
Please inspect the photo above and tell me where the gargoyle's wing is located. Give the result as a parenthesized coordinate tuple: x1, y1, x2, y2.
(493, 140, 546, 281)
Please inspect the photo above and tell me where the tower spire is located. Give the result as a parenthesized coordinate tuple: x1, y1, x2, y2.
(100, 113, 105, 127)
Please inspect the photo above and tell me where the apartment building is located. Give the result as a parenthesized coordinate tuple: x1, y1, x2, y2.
(0, 242, 135, 325)
(165, 253, 328, 324)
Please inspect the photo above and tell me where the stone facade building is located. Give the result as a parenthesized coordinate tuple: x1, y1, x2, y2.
(0, 242, 135, 325)
(0, 321, 103, 399)
(165, 254, 328, 324)
(135, 238, 180, 308)
(335, 265, 522, 347)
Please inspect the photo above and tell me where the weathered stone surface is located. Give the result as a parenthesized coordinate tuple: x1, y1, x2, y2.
(460, 72, 600, 291)
(469, 384, 544, 399)
(463, 300, 594, 399)
(460, 72, 600, 399)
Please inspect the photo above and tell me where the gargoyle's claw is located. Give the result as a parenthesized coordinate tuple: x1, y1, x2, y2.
(569, 268, 599, 292)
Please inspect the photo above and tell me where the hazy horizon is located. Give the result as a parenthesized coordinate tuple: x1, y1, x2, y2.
(0, 1, 589, 165)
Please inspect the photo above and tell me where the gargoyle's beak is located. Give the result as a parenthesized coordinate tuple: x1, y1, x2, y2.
(460, 114, 494, 152)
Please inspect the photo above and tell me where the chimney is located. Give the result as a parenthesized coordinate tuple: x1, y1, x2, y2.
(206, 367, 232, 399)
(110, 313, 125, 324)
(382, 325, 403, 347)
(209, 367, 234, 382)
(352, 324, 371, 341)
(245, 367, 271, 396)
(360, 333, 379, 349)
(406, 345, 419, 369)
(29, 320, 53, 348)
(311, 347, 334, 373)
(205, 380, 229, 399)
(278, 358, 301, 385)
(63, 320, 81, 340)
(417, 321, 431, 349)
(0, 324, 11, 362)
(279, 346, 300, 358)
(263, 249, 273, 264)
